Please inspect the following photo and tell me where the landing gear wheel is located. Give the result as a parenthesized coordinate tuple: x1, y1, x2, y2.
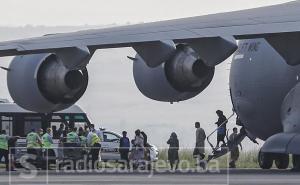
(258, 151, 273, 169)
(275, 154, 289, 169)
(292, 155, 300, 171)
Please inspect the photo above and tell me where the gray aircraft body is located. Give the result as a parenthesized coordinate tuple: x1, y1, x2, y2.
(1, 1, 300, 169)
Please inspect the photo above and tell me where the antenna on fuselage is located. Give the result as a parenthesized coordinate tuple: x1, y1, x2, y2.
(0, 66, 10, 71)
(127, 56, 138, 61)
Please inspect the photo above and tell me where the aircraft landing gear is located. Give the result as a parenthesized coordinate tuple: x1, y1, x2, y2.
(258, 150, 291, 170)
(274, 154, 289, 169)
(292, 155, 300, 171)
(258, 151, 273, 169)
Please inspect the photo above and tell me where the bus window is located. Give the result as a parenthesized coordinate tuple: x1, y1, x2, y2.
(1, 116, 13, 136)
(24, 116, 42, 136)
(60, 114, 88, 129)
(13, 114, 25, 137)
(74, 115, 85, 121)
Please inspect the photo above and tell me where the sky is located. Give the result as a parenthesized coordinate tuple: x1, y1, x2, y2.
(0, 0, 292, 150)
(0, 0, 292, 26)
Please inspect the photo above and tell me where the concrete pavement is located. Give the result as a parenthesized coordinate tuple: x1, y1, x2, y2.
(0, 169, 299, 185)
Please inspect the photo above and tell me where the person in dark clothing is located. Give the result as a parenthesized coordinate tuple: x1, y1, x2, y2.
(140, 131, 148, 147)
(84, 125, 89, 136)
(167, 132, 179, 170)
(141, 131, 151, 161)
(52, 125, 59, 139)
(57, 123, 64, 138)
(215, 110, 228, 147)
(8, 136, 19, 171)
(119, 131, 130, 169)
(63, 126, 69, 138)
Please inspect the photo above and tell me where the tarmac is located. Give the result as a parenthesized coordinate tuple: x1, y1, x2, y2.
(0, 169, 299, 185)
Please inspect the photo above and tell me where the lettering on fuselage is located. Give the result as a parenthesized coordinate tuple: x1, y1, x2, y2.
(239, 41, 261, 53)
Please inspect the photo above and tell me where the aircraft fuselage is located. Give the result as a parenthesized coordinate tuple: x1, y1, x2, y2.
(229, 38, 300, 140)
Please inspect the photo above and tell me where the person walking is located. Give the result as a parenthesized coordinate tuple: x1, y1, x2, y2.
(141, 131, 151, 161)
(131, 129, 144, 169)
(66, 127, 80, 145)
(87, 129, 101, 169)
(194, 122, 206, 169)
(42, 128, 53, 149)
(87, 124, 96, 144)
(41, 128, 54, 169)
(26, 129, 42, 168)
(26, 129, 42, 156)
(8, 135, 19, 171)
(0, 130, 10, 171)
(215, 110, 228, 147)
(57, 123, 64, 138)
(229, 127, 242, 168)
(167, 132, 179, 171)
(78, 127, 87, 147)
(119, 131, 130, 169)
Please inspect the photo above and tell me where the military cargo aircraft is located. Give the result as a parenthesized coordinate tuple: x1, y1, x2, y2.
(0, 0, 300, 170)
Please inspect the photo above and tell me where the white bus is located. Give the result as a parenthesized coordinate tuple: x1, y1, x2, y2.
(0, 100, 90, 137)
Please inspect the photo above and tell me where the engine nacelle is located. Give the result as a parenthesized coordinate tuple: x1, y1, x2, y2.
(133, 45, 214, 102)
(7, 53, 88, 113)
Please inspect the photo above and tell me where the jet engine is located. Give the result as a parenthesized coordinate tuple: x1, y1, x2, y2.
(7, 53, 88, 113)
(133, 44, 215, 102)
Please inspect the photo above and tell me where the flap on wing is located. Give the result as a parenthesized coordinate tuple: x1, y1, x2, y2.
(266, 33, 300, 66)
(132, 40, 176, 68)
(184, 36, 238, 67)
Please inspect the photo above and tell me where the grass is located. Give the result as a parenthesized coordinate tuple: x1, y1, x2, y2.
(235, 150, 259, 168)
(157, 149, 260, 169)
(2, 149, 293, 169)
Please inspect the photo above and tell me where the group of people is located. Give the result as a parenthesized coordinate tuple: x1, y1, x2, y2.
(0, 110, 244, 171)
(119, 129, 150, 169)
(29, 123, 102, 169)
(166, 110, 243, 170)
(0, 123, 103, 170)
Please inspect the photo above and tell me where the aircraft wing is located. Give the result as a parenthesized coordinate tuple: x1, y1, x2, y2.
(1, 1, 300, 65)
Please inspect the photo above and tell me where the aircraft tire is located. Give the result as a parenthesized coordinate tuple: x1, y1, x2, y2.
(275, 154, 289, 169)
(292, 155, 300, 170)
(258, 151, 273, 169)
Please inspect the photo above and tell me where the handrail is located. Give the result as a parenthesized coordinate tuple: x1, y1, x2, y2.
(207, 111, 235, 151)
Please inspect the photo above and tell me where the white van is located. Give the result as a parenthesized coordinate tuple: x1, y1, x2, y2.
(97, 129, 159, 162)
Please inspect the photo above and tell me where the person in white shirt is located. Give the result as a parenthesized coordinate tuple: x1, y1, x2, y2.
(87, 124, 95, 146)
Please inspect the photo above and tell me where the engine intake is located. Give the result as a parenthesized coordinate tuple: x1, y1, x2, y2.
(7, 53, 88, 113)
(165, 44, 214, 92)
(133, 45, 215, 102)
